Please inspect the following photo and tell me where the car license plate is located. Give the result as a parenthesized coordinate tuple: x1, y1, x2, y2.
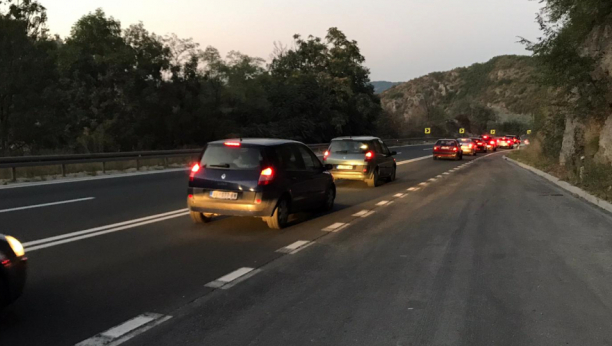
(210, 191, 238, 200)
(337, 165, 353, 170)
(441, 146, 450, 150)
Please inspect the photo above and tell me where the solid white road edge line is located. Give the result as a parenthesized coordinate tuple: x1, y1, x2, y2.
(75, 313, 172, 346)
(276, 240, 310, 254)
(25, 211, 189, 252)
(0, 197, 95, 214)
(24, 208, 189, 247)
(322, 222, 348, 232)
(397, 155, 433, 166)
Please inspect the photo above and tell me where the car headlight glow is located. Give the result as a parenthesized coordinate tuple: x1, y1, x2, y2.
(6, 236, 25, 257)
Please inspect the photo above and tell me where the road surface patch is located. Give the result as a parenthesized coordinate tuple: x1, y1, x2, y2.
(76, 313, 171, 346)
(322, 222, 349, 232)
(0, 197, 95, 214)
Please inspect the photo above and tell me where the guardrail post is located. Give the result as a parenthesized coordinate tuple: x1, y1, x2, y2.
(136, 157, 140, 171)
(11, 167, 16, 182)
(61, 163, 66, 177)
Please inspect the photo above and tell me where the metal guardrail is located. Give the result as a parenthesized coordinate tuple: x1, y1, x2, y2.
(0, 137, 435, 181)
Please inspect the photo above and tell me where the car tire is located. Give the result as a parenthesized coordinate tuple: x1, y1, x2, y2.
(366, 168, 380, 187)
(387, 166, 396, 182)
(190, 211, 212, 224)
(433, 156, 437, 160)
(266, 198, 290, 229)
(320, 186, 335, 212)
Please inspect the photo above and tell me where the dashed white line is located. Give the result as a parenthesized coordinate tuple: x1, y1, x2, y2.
(205, 267, 260, 289)
(276, 240, 312, 254)
(443, 172, 450, 175)
(428, 178, 436, 182)
(352, 210, 370, 217)
(361, 211, 376, 217)
(376, 200, 390, 206)
(418, 182, 428, 186)
(0, 197, 95, 214)
(76, 313, 171, 346)
(322, 222, 349, 232)
(394, 193, 406, 198)
(436, 175, 443, 178)
(407, 187, 419, 191)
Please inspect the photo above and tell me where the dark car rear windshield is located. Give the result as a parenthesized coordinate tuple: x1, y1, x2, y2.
(457, 138, 472, 143)
(435, 140, 457, 146)
(201, 144, 263, 170)
(329, 140, 370, 154)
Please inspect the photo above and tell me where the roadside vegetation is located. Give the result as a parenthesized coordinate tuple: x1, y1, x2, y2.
(0, 0, 382, 156)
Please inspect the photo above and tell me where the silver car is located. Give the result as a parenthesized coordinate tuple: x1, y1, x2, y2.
(324, 136, 397, 187)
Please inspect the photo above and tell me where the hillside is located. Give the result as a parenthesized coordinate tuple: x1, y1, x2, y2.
(371, 81, 401, 94)
(379, 55, 550, 136)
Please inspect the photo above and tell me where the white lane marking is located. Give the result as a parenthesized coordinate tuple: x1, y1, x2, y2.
(386, 201, 395, 206)
(352, 210, 370, 217)
(362, 210, 376, 217)
(397, 155, 433, 166)
(205, 267, 261, 289)
(418, 182, 428, 186)
(394, 193, 405, 198)
(24, 209, 188, 247)
(443, 172, 450, 175)
(276, 240, 310, 254)
(25, 211, 189, 252)
(0, 197, 95, 214)
(436, 175, 443, 178)
(0, 168, 188, 190)
(322, 222, 348, 232)
(407, 187, 419, 191)
(376, 200, 390, 206)
(76, 313, 171, 346)
(428, 178, 436, 182)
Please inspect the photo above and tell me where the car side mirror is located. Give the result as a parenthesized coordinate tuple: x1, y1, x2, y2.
(390, 151, 397, 156)
(324, 164, 334, 171)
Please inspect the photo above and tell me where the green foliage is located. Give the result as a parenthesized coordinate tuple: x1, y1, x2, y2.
(0, 3, 382, 154)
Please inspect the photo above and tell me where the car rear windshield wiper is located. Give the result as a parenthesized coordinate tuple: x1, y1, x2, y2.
(208, 163, 230, 168)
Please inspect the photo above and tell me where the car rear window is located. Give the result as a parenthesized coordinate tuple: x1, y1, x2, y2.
(329, 140, 370, 154)
(201, 144, 263, 170)
(435, 140, 457, 146)
(457, 138, 472, 143)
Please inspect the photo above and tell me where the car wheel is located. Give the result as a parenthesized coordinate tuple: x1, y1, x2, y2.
(190, 211, 212, 224)
(387, 166, 396, 182)
(433, 156, 437, 160)
(320, 186, 335, 212)
(266, 198, 290, 229)
(366, 168, 380, 187)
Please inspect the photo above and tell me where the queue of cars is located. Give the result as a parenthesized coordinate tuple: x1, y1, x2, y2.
(432, 134, 519, 160)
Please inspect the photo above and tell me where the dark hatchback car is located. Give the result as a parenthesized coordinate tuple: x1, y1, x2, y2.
(324, 136, 397, 187)
(433, 139, 463, 160)
(188, 139, 335, 229)
(1, 234, 27, 308)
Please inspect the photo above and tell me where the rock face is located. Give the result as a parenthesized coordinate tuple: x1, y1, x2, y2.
(560, 117, 585, 165)
(595, 115, 612, 164)
(380, 55, 549, 134)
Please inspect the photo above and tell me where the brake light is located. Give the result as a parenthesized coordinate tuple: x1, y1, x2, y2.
(433, 146, 440, 151)
(453, 147, 458, 152)
(490, 140, 495, 145)
(258, 167, 274, 185)
(323, 150, 329, 161)
(365, 151, 374, 161)
(468, 144, 473, 149)
(190, 163, 200, 181)
(224, 141, 241, 147)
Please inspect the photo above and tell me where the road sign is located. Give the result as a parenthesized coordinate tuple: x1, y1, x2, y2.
(425, 128, 431, 134)
(527, 129, 532, 135)
(490, 129, 496, 135)
(459, 128, 465, 134)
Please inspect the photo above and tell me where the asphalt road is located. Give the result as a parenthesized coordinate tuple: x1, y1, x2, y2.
(4, 145, 612, 345)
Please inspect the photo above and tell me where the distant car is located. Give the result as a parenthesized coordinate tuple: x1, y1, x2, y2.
(480, 134, 497, 152)
(457, 138, 477, 156)
(498, 136, 514, 149)
(187, 139, 336, 229)
(433, 139, 463, 160)
(505, 135, 520, 148)
(1, 234, 27, 308)
(324, 136, 397, 187)
(471, 137, 487, 153)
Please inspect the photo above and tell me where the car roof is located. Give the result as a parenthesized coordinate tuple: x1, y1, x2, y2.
(331, 136, 380, 141)
(457, 138, 472, 140)
(437, 138, 458, 141)
(208, 138, 303, 146)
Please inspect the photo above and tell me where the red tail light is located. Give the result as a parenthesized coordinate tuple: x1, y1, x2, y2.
(258, 167, 274, 185)
(365, 151, 374, 161)
(433, 146, 440, 151)
(453, 147, 458, 152)
(323, 150, 329, 161)
(190, 163, 201, 181)
(468, 144, 473, 149)
(224, 141, 241, 147)
(490, 140, 495, 145)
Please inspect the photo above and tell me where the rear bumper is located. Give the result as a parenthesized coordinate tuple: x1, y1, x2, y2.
(330, 170, 367, 181)
(434, 153, 460, 159)
(461, 148, 475, 154)
(188, 196, 277, 217)
(2, 256, 27, 305)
